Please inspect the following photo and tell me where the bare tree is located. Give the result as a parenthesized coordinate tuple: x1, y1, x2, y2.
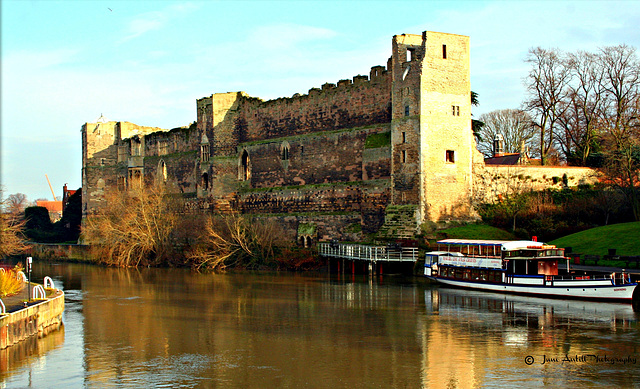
(556, 51, 606, 165)
(0, 192, 28, 259)
(524, 47, 572, 165)
(5, 193, 28, 216)
(598, 45, 640, 220)
(477, 109, 536, 157)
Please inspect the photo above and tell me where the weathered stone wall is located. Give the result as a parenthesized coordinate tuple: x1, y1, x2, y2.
(474, 164, 600, 203)
(81, 121, 171, 216)
(239, 125, 390, 189)
(199, 68, 392, 145)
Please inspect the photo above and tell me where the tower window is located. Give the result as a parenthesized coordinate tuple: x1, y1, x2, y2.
(402, 150, 407, 163)
(452, 105, 460, 116)
(281, 145, 290, 160)
(405, 106, 410, 116)
(442, 44, 447, 59)
(402, 132, 406, 143)
(446, 150, 456, 163)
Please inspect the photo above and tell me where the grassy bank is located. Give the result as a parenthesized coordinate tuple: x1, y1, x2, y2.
(550, 222, 640, 257)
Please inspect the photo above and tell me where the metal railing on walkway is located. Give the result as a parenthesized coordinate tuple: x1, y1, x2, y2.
(318, 242, 418, 262)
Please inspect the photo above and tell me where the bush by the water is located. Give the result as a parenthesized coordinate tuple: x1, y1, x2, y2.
(82, 183, 304, 270)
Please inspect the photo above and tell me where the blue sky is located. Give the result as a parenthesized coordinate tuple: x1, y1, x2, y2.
(2, 0, 639, 202)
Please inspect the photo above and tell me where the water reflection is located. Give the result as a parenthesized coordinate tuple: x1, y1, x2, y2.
(2, 263, 639, 388)
(421, 287, 640, 388)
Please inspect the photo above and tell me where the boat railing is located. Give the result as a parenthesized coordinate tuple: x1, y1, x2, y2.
(318, 242, 418, 262)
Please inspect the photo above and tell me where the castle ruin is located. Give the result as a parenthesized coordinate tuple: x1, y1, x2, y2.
(82, 31, 597, 244)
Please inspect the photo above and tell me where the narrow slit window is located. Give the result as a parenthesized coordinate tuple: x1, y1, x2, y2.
(405, 106, 410, 116)
(402, 150, 407, 163)
(402, 132, 406, 143)
(442, 44, 447, 59)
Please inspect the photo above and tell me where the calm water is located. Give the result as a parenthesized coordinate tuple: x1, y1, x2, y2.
(1, 262, 640, 388)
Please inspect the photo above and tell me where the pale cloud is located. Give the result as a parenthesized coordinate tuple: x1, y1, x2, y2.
(120, 2, 200, 42)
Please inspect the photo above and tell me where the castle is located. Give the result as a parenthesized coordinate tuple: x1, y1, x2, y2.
(82, 31, 597, 244)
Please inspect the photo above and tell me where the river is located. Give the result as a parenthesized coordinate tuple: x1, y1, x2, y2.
(1, 262, 639, 388)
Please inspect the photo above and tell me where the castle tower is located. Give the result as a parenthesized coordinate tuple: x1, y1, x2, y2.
(390, 31, 473, 223)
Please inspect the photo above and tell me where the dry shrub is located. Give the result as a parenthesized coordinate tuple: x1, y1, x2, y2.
(0, 265, 26, 297)
(187, 213, 289, 271)
(82, 183, 177, 267)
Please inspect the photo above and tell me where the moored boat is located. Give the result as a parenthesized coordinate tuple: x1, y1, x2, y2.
(424, 239, 638, 302)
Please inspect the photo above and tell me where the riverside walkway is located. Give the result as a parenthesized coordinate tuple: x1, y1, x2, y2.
(317, 242, 418, 262)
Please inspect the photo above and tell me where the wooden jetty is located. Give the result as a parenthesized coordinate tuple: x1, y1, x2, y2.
(317, 242, 418, 275)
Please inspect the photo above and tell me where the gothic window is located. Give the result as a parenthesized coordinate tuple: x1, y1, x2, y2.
(201, 144, 210, 162)
(201, 133, 210, 162)
(128, 168, 143, 187)
(281, 141, 290, 161)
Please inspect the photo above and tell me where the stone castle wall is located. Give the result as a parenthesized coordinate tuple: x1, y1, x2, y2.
(474, 163, 600, 203)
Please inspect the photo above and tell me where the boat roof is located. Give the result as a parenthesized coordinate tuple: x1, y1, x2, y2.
(436, 239, 548, 251)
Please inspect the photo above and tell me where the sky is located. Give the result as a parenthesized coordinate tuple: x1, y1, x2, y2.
(1, 0, 639, 202)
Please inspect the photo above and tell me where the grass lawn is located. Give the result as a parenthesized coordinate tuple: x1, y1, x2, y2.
(550, 222, 640, 257)
(437, 224, 517, 240)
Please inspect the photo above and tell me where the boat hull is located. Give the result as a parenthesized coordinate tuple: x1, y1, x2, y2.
(428, 276, 637, 302)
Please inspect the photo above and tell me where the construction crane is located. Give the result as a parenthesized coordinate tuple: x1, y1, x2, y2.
(45, 174, 57, 201)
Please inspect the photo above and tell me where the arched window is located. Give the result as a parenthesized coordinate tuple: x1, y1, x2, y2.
(158, 160, 167, 183)
(240, 150, 250, 181)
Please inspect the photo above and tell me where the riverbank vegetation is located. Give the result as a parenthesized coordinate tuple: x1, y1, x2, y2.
(82, 183, 317, 271)
(477, 184, 636, 242)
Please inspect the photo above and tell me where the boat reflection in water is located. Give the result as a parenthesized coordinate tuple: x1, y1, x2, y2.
(419, 285, 640, 388)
